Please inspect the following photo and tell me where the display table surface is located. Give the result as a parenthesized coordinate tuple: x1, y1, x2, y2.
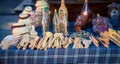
(0, 22, 120, 64)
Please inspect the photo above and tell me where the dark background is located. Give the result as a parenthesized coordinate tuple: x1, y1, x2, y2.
(0, 0, 120, 21)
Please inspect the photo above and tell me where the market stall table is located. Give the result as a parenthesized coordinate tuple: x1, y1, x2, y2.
(0, 22, 120, 64)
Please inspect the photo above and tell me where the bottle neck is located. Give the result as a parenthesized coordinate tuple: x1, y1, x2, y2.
(61, 0, 65, 3)
(84, 0, 88, 7)
(81, 0, 89, 15)
(84, 0, 88, 6)
(53, 9, 59, 23)
(61, 0, 65, 6)
(54, 9, 57, 17)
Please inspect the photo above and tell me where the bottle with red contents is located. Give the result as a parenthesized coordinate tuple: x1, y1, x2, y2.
(74, 0, 90, 31)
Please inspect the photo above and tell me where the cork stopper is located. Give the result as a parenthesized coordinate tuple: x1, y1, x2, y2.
(85, 0, 88, 3)
(54, 9, 57, 13)
(61, 0, 65, 2)
(97, 13, 100, 18)
(54, 9, 58, 15)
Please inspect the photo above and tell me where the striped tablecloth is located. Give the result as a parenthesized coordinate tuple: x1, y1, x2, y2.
(0, 45, 120, 64)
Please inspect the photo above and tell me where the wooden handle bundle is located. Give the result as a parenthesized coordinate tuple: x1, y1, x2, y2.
(89, 35, 99, 47)
(37, 37, 44, 50)
(31, 37, 40, 50)
(52, 39, 59, 48)
(37, 31, 53, 50)
(99, 32, 110, 48)
(62, 37, 69, 48)
(0, 35, 22, 50)
(73, 37, 83, 49)
(100, 29, 120, 47)
(63, 37, 73, 48)
(118, 31, 120, 35)
(97, 37, 109, 48)
(17, 34, 30, 50)
(47, 36, 54, 48)
(48, 33, 63, 48)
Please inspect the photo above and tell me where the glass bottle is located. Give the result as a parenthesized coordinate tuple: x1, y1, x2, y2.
(81, 0, 89, 24)
(41, 7, 49, 35)
(59, 9, 68, 35)
(74, 0, 90, 31)
(53, 9, 60, 33)
(58, 0, 68, 19)
(35, 0, 49, 26)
